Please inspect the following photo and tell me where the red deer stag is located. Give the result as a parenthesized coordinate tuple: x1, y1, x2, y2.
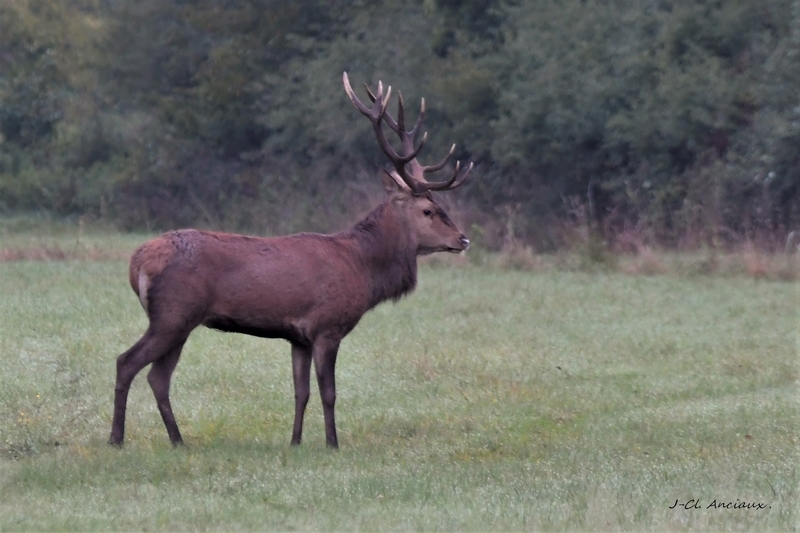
(108, 72, 473, 448)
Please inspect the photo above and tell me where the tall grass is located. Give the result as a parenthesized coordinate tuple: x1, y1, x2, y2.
(0, 228, 797, 530)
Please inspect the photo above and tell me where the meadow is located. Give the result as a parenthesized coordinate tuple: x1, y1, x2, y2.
(0, 221, 797, 531)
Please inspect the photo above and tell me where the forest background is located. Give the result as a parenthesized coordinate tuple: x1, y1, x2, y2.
(1, 0, 798, 251)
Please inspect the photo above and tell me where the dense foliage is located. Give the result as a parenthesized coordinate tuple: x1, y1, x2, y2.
(1, 0, 798, 248)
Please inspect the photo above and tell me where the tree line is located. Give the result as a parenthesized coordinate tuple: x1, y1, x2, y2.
(1, 0, 798, 250)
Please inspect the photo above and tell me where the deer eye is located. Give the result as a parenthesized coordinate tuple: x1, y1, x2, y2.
(423, 209, 432, 216)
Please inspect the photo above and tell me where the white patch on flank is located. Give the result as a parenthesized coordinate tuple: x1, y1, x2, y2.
(138, 272, 150, 312)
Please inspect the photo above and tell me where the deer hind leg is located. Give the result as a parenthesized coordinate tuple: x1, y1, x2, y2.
(312, 338, 340, 448)
(109, 326, 190, 446)
(147, 340, 187, 445)
(290, 343, 312, 446)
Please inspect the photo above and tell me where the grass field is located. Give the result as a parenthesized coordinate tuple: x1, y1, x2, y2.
(0, 223, 798, 530)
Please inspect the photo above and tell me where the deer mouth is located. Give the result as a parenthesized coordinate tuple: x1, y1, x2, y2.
(444, 236, 469, 253)
(442, 236, 470, 254)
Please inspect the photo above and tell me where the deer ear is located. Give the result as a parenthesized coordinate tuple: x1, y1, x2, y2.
(382, 169, 411, 196)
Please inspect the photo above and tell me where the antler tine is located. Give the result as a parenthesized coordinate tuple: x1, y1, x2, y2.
(421, 143, 455, 174)
(394, 93, 430, 155)
(409, 97, 426, 143)
(343, 73, 366, 114)
(364, 82, 376, 103)
(385, 92, 426, 142)
(402, 131, 427, 162)
(424, 160, 474, 193)
(379, 85, 392, 120)
(385, 131, 429, 167)
(396, 91, 406, 134)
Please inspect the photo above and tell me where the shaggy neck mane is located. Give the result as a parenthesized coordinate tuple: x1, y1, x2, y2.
(342, 201, 417, 309)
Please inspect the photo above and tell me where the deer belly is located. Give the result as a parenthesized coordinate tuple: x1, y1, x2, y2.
(202, 316, 309, 345)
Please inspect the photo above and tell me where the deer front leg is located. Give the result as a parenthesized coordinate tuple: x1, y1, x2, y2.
(312, 338, 340, 448)
(290, 343, 312, 446)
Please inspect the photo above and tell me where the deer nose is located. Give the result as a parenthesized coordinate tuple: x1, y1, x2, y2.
(459, 235, 470, 250)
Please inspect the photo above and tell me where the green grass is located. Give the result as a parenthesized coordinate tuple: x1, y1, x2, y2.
(0, 230, 798, 530)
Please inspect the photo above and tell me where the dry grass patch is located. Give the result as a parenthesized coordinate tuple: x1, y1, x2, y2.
(0, 245, 130, 262)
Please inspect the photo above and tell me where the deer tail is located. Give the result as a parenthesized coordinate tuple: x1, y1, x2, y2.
(128, 235, 175, 314)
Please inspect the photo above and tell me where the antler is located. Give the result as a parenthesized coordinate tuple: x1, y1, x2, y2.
(343, 72, 473, 195)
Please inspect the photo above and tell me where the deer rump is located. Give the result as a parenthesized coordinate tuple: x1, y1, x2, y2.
(108, 73, 472, 449)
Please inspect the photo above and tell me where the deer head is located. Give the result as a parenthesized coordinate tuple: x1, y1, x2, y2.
(343, 72, 472, 254)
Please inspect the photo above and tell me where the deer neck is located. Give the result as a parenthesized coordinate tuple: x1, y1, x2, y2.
(348, 201, 418, 307)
